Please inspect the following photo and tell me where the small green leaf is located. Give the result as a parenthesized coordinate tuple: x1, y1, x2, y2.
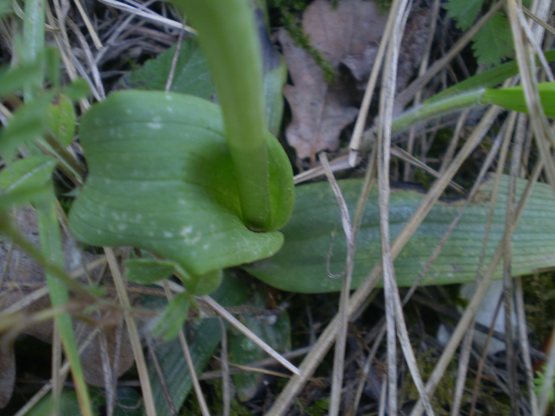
(444, 0, 484, 30)
(473, 13, 513, 67)
(153, 292, 191, 341)
(125, 258, 177, 284)
(47, 94, 76, 146)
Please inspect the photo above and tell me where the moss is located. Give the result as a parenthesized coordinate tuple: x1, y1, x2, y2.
(268, 0, 336, 82)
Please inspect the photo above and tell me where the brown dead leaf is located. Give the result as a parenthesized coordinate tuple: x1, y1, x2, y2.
(0, 208, 134, 408)
(279, 0, 432, 162)
(279, 0, 387, 161)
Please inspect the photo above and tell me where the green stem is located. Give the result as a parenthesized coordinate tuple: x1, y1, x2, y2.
(22, 1, 93, 414)
(392, 88, 486, 133)
(173, 0, 271, 230)
(360, 88, 486, 154)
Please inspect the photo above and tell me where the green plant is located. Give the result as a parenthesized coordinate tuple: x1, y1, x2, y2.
(69, 0, 555, 298)
(69, 0, 294, 299)
(445, 0, 515, 66)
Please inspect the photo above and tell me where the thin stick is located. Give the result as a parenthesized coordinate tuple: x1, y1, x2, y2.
(165, 31, 184, 92)
(319, 152, 354, 416)
(393, 1, 503, 110)
(377, 1, 434, 413)
(219, 318, 231, 416)
(347, 0, 397, 166)
(71, 0, 103, 49)
(177, 329, 211, 416)
(200, 296, 300, 375)
(105, 248, 157, 416)
(98, 0, 195, 33)
(450, 329, 473, 416)
(410, 163, 543, 416)
(162, 282, 211, 416)
(515, 277, 539, 415)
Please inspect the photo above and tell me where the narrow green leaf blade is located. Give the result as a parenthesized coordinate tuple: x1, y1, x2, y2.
(484, 82, 555, 117)
(245, 175, 555, 293)
(147, 272, 251, 414)
(428, 50, 555, 103)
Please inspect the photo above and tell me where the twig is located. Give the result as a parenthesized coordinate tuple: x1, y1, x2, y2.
(410, 163, 543, 416)
(97, 0, 195, 33)
(219, 318, 231, 416)
(200, 296, 300, 376)
(105, 248, 157, 416)
(319, 152, 354, 416)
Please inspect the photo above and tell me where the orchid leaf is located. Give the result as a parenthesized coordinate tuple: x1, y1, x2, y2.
(245, 175, 555, 293)
(69, 90, 288, 285)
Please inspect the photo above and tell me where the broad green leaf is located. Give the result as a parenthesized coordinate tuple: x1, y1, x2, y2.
(228, 287, 290, 401)
(47, 94, 76, 146)
(125, 258, 177, 284)
(484, 82, 555, 117)
(245, 175, 555, 293)
(69, 90, 287, 284)
(153, 292, 191, 341)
